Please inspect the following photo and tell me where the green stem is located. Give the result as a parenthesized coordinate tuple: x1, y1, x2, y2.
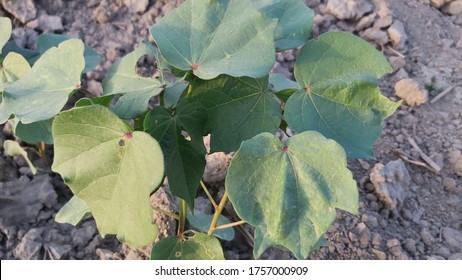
(177, 199, 187, 238)
(200, 180, 218, 210)
(153, 206, 180, 220)
(213, 220, 246, 231)
(207, 191, 228, 236)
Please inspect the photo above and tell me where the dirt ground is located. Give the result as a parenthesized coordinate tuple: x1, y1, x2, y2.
(1, 0, 461, 260)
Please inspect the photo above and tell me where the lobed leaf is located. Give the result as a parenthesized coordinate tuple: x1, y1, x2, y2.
(52, 105, 164, 248)
(252, 0, 314, 51)
(226, 132, 358, 259)
(144, 98, 207, 208)
(0, 39, 85, 124)
(188, 75, 281, 152)
(103, 41, 163, 119)
(150, 0, 277, 80)
(285, 32, 400, 158)
(151, 230, 225, 260)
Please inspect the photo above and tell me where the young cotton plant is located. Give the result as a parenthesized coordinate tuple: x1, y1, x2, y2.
(0, 0, 400, 260)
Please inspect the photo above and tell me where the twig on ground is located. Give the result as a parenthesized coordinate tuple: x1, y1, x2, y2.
(393, 149, 434, 172)
(430, 81, 462, 104)
(401, 129, 441, 173)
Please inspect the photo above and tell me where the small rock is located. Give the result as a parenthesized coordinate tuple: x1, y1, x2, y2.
(443, 0, 462, 15)
(372, 0, 392, 18)
(435, 245, 452, 258)
(392, 69, 409, 81)
(203, 151, 231, 185)
(373, 15, 393, 29)
(370, 160, 410, 213)
(71, 222, 97, 247)
(388, 20, 408, 50)
(420, 229, 435, 246)
(388, 56, 406, 71)
(404, 238, 416, 253)
(390, 246, 409, 260)
(387, 238, 401, 248)
(355, 13, 376, 31)
(395, 78, 428, 106)
(1, 0, 37, 23)
(359, 228, 371, 248)
(431, 0, 453, 9)
(96, 248, 114, 260)
(362, 214, 379, 229)
(326, 0, 373, 20)
(360, 28, 389, 45)
(442, 227, 462, 249)
(449, 253, 462, 260)
(371, 248, 386, 260)
(448, 150, 462, 177)
(86, 80, 103, 96)
(443, 177, 457, 192)
(27, 13, 63, 31)
(123, 0, 149, 14)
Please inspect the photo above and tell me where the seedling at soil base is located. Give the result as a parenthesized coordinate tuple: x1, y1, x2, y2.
(0, 0, 400, 260)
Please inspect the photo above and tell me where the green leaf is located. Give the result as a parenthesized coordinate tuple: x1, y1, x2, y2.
(187, 210, 235, 241)
(188, 75, 281, 152)
(0, 17, 12, 54)
(285, 32, 400, 158)
(151, 230, 225, 260)
(144, 98, 206, 208)
(74, 95, 114, 108)
(34, 33, 101, 72)
(15, 118, 53, 144)
(52, 105, 164, 248)
(268, 73, 300, 102)
(252, 0, 314, 51)
(226, 132, 358, 259)
(163, 82, 187, 108)
(3, 140, 37, 175)
(55, 196, 91, 226)
(0, 52, 31, 86)
(150, 0, 277, 80)
(1, 41, 40, 63)
(0, 39, 85, 124)
(103, 41, 163, 119)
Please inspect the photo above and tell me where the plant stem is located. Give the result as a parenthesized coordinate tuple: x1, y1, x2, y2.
(200, 180, 218, 210)
(152, 206, 180, 220)
(177, 199, 187, 238)
(207, 191, 228, 236)
(213, 220, 246, 231)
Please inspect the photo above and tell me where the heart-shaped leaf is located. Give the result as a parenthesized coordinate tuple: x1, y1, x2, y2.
(0, 17, 12, 54)
(144, 98, 207, 208)
(151, 230, 225, 260)
(0, 39, 85, 124)
(188, 75, 281, 152)
(52, 105, 164, 248)
(226, 131, 358, 259)
(252, 0, 314, 51)
(103, 41, 163, 119)
(285, 32, 400, 158)
(150, 0, 277, 80)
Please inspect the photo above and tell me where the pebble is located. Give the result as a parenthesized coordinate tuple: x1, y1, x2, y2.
(395, 78, 428, 106)
(443, 0, 462, 15)
(390, 246, 409, 260)
(404, 238, 416, 254)
(1, 0, 37, 23)
(359, 28, 389, 45)
(123, 0, 149, 14)
(373, 15, 393, 29)
(420, 228, 435, 246)
(442, 227, 462, 249)
(362, 214, 379, 229)
(372, 0, 391, 18)
(372, 232, 382, 248)
(359, 228, 371, 248)
(355, 13, 376, 31)
(371, 248, 387, 260)
(27, 13, 63, 31)
(388, 20, 408, 50)
(326, 0, 372, 20)
(435, 245, 452, 258)
(430, 0, 453, 9)
(96, 248, 114, 260)
(388, 56, 406, 71)
(387, 238, 401, 248)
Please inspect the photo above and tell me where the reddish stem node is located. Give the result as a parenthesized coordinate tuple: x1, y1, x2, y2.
(282, 146, 288, 153)
(191, 64, 199, 71)
(124, 132, 133, 140)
